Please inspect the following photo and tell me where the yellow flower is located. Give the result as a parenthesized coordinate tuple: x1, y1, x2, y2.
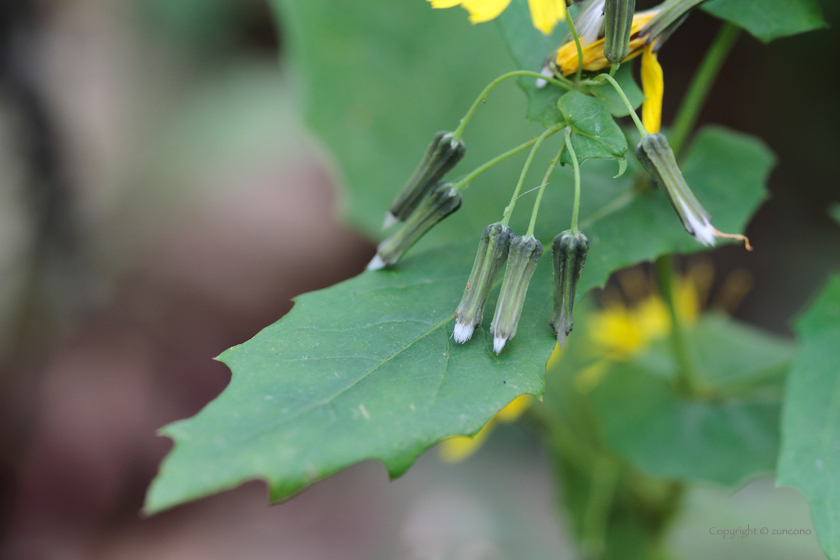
(438, 394, 533, 462)
(554, 10, 664, 134)
(573, 263, 708, 392)
(555, 10, 658, 75)
(428, 0, 566, 36)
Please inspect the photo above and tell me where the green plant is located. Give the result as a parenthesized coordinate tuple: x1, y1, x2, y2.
(144, 1, 838, 558)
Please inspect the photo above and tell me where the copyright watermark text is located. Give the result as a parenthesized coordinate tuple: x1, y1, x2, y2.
(709, 525, 812, 539)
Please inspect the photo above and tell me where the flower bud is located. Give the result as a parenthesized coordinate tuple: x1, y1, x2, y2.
(490, 235, 544, 354)
(604, 0, 635, 64)
(550, 230, 589, 349)
(453, 223, 515, 343)
(635, 133, 715, 246)
(385, 132, 466, 228)
(369, 183, 462, 270)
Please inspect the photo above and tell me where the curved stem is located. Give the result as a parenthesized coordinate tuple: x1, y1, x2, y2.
(669, 23, 740, 157)
(565, 10, 584, 83)
(593, 74, 648, 137)
(454, 137, 538, 191)
(655, 255, 701, 396)
(565, 127, 582, 233)
(526, 136, 567, 237)
(453, 71, 572, 139)
(609, 62, 620, 77)
(501, 125, 563, 226)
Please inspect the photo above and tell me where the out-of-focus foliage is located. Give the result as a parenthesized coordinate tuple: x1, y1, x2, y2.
(779, 274, 840, 560)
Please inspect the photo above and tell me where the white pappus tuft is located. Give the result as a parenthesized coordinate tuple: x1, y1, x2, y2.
(367, 254, 386, 271)
(453, 322, 475, 344)
(677, 198, 716, 247)
(382, 212, 399, 230)
(536, 66, 553, 89)
(493, 336, 507, 355)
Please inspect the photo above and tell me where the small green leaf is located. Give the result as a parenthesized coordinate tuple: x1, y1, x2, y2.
(778, 274, 840, 560)
(145, 241, 556, 514)
(588, 65, 644, 118)
(558, 90, 628, 166)
(703, 0, 827, 43)
(591, 363, 781, 487)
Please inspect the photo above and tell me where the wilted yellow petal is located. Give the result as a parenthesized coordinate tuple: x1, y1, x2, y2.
(461, 0, 513, 23)
(528, 0, 567, 35)
(641, 44, 663, 133)
(555, 10, 658, 76)
(495, 394, 533, 423)
(438, 420, 495, 462)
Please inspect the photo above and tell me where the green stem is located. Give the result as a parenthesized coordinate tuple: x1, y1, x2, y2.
(501, 125, 562, 226)
(526, 136, 567, 237)
(609, 62, 620, 77)
(581, 456, 620, 558)
(453, 137, 538, 191)
(565, 10, 584, 83)
(593, 74, 648, 137)
(452, 71, 571, 139)
(669, 23, 740, 157)
(565, 127, 582, 233)
(654, 255, 700, 396)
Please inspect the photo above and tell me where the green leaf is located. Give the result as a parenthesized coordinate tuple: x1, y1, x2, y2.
(778, 274, 840, 560)
(144, 241, 557, 514)
(703, 0, 827, 43)
(558, 90, 628, 167)
(550, 309, 792, 487)
(687, 312, 793, 392)
(588, 66, 644, 119)
(591, 364, 781, 486)
(275, 0, 540, 243)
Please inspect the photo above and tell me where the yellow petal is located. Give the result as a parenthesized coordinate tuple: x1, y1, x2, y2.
(641, 44, 663, 134)
(494, 394, 533, 423)
(554, 10, 658, 76)
(461, 0, 512, 23)
(438, 420, 496, 462)
(428, 0, 464, 8)
(528, 0, 567, 35)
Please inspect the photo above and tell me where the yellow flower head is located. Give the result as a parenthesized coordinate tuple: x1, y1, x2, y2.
(554, 10, 658, 76)
(428, 0, 566, 35)
(573, 263, 709, 392)
(554, 9, 665, 134)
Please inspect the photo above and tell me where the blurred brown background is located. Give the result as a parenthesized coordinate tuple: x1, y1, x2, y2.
(0, 1, 837, 559)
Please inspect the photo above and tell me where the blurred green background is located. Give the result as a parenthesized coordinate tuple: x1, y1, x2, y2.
(0, 0, 837, 558)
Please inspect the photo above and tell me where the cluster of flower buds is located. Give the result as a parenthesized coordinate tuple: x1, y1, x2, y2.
(454, 222, 514, 343)
(384, 131, 466, 228)
(453, 231, 548, 354)
(368, 131, 466, 270)
(550, 230, 589, 348)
